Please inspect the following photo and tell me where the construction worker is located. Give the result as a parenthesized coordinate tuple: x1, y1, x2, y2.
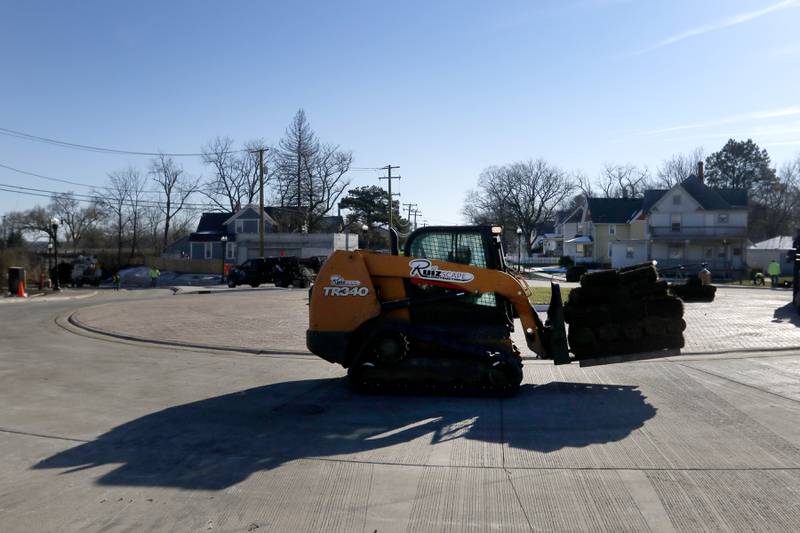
(698, 263, 711, 285)
(112, 273, 121, 291)
(768, 259, 781, 288)
(149, 266, 160, 288)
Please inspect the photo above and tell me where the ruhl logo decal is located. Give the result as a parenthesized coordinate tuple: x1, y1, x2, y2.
(409, 258, 474, 283)
(329, 275, 361, 287)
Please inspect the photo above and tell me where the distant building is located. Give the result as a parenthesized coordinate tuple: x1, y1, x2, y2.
(747, 236, 794, 275)
(187, 205, 356, 264)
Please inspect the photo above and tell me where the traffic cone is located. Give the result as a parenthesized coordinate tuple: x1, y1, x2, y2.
(17, 280, 27, 298)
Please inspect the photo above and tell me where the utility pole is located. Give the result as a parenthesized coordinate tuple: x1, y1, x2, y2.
(379, 165, 401, 231)
(412, 209, 421, 231)
(250, 147, 268, 257)
(403, 203, 417, 227)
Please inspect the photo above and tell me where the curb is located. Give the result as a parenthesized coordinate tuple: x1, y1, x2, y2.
(66, 310, 312, 357)
(0, 290, 97, 304)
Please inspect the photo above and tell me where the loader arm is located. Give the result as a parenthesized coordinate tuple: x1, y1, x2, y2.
(360, 252, 568, 361)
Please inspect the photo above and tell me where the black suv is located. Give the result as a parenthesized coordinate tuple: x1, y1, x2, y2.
(227, 256, 317, 288)
(227, 258, 276, 288)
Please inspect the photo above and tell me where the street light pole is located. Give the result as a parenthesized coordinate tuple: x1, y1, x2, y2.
(516, 227, 523, 274)
(220, 235, 228, 284)
(51, 218, 60, 291)
(361, 224, 369, 250)
(47, 241, 53, 286)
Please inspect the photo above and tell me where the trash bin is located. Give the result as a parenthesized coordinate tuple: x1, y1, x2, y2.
(8, 266, 25, 295)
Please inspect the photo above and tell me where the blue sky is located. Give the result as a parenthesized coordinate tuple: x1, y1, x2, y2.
(1, 0, 799, 224)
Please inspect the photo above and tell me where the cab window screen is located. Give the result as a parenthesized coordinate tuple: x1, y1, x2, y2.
(409, 232, 487, 268)
(408, 231, 495, 307)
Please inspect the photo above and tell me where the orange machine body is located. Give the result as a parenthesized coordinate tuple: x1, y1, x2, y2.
(306, 249, 550, 366)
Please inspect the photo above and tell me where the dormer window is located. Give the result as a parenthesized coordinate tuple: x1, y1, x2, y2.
(235, 220, 244, 233)
(609, 224, 616, 236)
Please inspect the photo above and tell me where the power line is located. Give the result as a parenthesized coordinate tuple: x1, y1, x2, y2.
(0, 161, 163, 194)
(0, 126, 242, 157)
(0, 126, 391, 169)
(0, 182, 213, 210)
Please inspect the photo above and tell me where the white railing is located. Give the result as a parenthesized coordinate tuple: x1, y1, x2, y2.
(649, 225, 747, 239)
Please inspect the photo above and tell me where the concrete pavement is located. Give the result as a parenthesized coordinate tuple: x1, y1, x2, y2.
(69, 285, 800, 356)
(1, 291, 800, 531)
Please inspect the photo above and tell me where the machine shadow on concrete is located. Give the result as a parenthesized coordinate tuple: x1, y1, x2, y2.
(772, 302, 800, 326)
(34, 378, 656, 490)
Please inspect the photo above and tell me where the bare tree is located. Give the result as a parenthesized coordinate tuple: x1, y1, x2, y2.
(656, 147, 705, 188)
(594, 163, 652, 198)
(99, 168, 135, 265)
(464, 159, 575, 251)
(150, 154, 200, 252)
(49, 192, 102, 253)
(142, 205, 162, 255)
(12, 205, 56, 242)
(750, 157, 800, 240)
(125, 170, 148, 260)
(201, 137, 267, 213)
(274, 109, 352, 231)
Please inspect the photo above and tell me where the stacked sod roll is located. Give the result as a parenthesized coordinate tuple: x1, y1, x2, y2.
(564, 263, 685, 359)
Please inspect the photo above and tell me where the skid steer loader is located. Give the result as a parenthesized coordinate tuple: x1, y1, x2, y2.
(306, 225, 679, 395)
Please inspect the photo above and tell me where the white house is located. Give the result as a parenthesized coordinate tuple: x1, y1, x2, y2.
(188, 205, 357, 265)
(611, 174, 748, 272)
(747, 236, 794, 275)
(558, 169, 749, 274)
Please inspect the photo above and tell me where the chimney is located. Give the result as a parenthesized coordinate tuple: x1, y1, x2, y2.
(697, 161, 704, 183)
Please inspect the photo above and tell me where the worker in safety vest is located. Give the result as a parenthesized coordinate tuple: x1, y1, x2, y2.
(149, 266, 160, 288)
(767, 260, 781, 288)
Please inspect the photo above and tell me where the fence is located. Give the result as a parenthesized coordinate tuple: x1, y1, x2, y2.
(510, 256, 561, 267)
(149, 257, 221, 274)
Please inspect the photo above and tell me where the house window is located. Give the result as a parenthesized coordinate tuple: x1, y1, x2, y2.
(204, 242, 213, 259)
(668, 244, 683, 259)
(608, 243, 613, 257)
(225, 242, 235, 260)
(577, 223, 584, 234)
(671, 214, 681, 232)
(626, 246, 634, 259)
(609, 224, 616, 236)
(718, 213, 729, 224)
(673, 194, 681, 205)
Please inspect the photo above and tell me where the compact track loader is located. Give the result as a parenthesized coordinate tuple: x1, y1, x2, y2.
(306, 225, 681, 395)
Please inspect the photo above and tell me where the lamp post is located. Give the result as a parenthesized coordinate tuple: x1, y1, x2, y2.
(220, 235, 228, 284)
(47, 241, 53, 287)
(361, 224, 369, 250)
(516, 227, 523, 273)
(51, 218, 60, 291)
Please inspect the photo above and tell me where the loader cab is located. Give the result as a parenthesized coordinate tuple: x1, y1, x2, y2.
(404, 225, 507, 272)
(403, 225, 512, 329)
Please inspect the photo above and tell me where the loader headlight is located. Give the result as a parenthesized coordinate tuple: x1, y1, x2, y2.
(491, 226, 503, 235)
